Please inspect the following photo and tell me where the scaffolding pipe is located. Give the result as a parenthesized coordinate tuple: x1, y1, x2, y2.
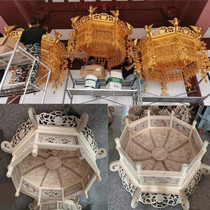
(0, 38, 20, 91)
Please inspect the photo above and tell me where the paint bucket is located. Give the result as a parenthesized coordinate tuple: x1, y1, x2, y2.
(85, 75, 97, 89)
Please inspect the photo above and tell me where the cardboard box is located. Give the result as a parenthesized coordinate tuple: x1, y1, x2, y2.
(80, 65, 105, 79)
(0, 36, 26, 54)
(106, 70, 122, 90)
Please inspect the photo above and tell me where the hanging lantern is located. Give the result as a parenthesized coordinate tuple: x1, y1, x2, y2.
(68, 6, 133, 69)
(6, 26, 68, 89)
(127, 18, 210, 96)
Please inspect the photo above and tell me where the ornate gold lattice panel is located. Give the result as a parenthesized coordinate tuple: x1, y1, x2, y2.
(127, 18, 210, 95)
(6, 26, 68, 88)
(68, 7, 133, 69)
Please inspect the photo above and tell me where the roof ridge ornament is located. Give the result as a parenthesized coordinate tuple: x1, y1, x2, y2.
(145, 24, 153, 40)
(88, 6, 97, 17)
(4, 25, 16, 36)
(168, 17, 180, 32)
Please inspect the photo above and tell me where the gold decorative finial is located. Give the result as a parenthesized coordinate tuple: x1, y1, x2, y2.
(168, 18, 179, 32)
(71, 16, 80, 28)
(145, 24, 153, 39)
(53, 30, 62, 43)
(111, 10, 119, 21)
(160, 83, 169, 96)
(88, 6, 97, 17)
(134, 39, 139, 47)
(4, 25, 16, 36)
(190, 25, 202, 38)
(126, 22, 133, 32)
(168, 18, 179, 26)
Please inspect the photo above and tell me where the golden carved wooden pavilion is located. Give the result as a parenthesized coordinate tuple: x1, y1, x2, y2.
(127, 18, 210, 95)
(68, 6, 133, 69)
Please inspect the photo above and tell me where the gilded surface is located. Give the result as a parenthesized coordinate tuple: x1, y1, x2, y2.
(7, 27, 68, 88)
(127, 18, 210, 95)
(68, 6, 132, 69)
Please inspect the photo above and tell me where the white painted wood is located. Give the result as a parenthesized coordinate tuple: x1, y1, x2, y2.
(85, 174, 97, 194)
(15, 177, 23, 197)
(110, 112, 210, 208)
(76, 113, 89, 132)
(1, 108, 106, 207)
(28, 107, 38, 129)
(38, 189, 41, 206)
(32, 133, 39, 157)
(179, 190, 190, 210)
(131, 187, 141, 208)
(36, 142, 82, 150)
(200, 163, 210, 175)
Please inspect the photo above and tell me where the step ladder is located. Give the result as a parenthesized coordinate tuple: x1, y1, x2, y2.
(0, 38, 51, 104)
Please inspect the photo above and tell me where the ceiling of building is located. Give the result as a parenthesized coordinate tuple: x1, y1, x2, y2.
(0, 0, 210, 48)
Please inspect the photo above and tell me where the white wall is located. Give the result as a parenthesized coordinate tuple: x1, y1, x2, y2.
(196, 73, 210, 105)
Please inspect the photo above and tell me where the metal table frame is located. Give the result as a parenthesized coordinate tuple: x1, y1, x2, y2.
(66, 88, 138, 106)
(0, 38, 51, 104)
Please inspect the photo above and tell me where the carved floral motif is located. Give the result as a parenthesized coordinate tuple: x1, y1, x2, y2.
(131, 121, 148, 135)
(39, 135, 77, 145)
(10, 111, 98, 155)
(118, 167, 137, 196)
(42, 189, 62, 198)
(143, 177, 179, 184)
(140, 193, 180, 208)
(151, 119, 170, 127)
(184, 170, 202, 197)
(22, 179, 39, 196)
(11, 119, 33, 147)
(172, 122, 190, 137)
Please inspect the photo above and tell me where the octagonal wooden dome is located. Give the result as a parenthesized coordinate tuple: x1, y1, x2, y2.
(1, 108, 106, 207)
(110, 110, 210, 210)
